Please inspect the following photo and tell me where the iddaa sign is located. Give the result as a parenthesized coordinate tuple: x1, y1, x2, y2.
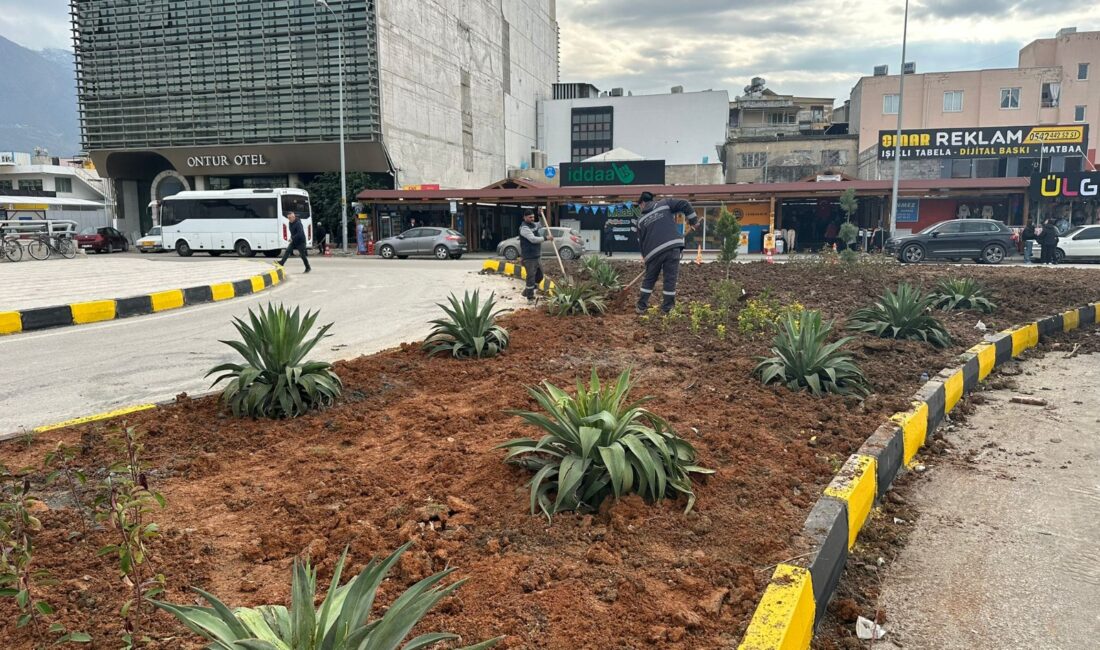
(560, 160, 665, 187)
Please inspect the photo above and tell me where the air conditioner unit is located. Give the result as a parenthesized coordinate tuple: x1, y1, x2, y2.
(903, 62, 916, 74)
(670, 85, 684, 94)
(873, 65, 888, 76)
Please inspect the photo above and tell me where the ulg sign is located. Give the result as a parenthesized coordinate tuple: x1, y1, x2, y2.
(185, 154, 270, 168)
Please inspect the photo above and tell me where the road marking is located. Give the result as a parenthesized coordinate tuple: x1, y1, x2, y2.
(32, 403, 157, 434)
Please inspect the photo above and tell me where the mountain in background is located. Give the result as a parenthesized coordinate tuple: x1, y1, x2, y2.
(0, 35, 81, 157)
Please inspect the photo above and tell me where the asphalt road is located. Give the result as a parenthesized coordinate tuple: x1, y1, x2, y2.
(0, 256, 521, 435)
(876, 353, 1100, 649)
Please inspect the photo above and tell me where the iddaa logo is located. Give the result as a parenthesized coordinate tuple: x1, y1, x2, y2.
(568, 162, 636, 185)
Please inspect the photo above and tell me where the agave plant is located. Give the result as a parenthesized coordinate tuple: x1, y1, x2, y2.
(498, 369, 713, 518)
(848, 283, 953, 348)
(755, 310, 870, 397)
(546, 280, 608, 317)
(424, 290, 509, 359)
(207, 304, 342, 419)
(152, 543, 500, 650)
(580, 256, 622, 291)
(930, 278, 997, 314)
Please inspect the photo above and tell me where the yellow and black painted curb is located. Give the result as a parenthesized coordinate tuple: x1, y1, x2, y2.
(480, 259, 558, 294)
(738, 301, 1100, 650)
(0, 266, 286, 336)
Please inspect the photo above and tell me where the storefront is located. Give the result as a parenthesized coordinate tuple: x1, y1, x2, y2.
(1031, 171, 1100, 232)
(357, 177, 1031, 254)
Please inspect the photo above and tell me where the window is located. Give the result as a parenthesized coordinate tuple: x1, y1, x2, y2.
(943, 91, 964, 113)
(767, 112, 795, 125)
(739, 152, 768, 168)
(729, 108, 741, 127)
(934, 221, 962, 234)
(55, 177, 73, 193)
(810, 105, 825, 122)
(951, 159, 972, 178)
(1073, 227, 1100, 241)
(570, 107, 613, 162)
(207, 177, 231, 190)
(961, 221, 998, 234)
(1041, 82, 1060, 108)
(975, 158, 1001, 178)
(1075, 105, 1087, 122)
(1079, 63, 1090, 80)
(0, 180, 12, 191)
(821, 150, 849, 166)
(18, 179, 44, 191)
(1000, 87, 1020, 109)
(883, 94, 899, 114)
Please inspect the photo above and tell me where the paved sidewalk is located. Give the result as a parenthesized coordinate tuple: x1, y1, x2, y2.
(1, 256, 278, 310)
(875, 352, 1100, 649)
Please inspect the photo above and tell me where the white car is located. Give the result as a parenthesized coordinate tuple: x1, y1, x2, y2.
(1033, 225, 1100, 263)
(137, 226, 165, 253)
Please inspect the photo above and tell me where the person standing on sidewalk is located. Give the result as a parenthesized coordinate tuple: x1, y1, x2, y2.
(278, 212, 311, 273)
(1039, 218, 1059, 265)
(1021, 221, 1036, 264)
(519, 209, 551, 301)
(601, 218, 615, 257)
(635, 191, 698, 314)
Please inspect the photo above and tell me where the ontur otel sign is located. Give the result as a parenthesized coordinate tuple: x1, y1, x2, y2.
(560, 160, 665, 187)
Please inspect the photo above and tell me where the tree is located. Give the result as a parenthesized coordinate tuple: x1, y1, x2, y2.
(715, 205, 742, 277)
(839, 188, 858, 223)
(304, 172, 389, 235)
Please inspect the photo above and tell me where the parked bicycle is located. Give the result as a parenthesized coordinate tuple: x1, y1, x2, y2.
(26, 232, 77, 260)
(2, 233, 22, 262)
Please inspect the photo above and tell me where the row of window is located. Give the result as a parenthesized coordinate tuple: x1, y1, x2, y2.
(883, 82, 1087, 121)
(738, 150, 850, 168)
(160, 198, 279, 225)
(571, 107, 613, 162)
(0, 179, 70, 192)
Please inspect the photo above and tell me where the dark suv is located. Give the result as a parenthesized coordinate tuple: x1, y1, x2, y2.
(886, 219, 1016, 265)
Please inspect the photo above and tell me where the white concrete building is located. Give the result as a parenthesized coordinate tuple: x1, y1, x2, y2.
(363, 0, 560, 188)
(0, 150, 108, 203)
(538, 87, 731, 174)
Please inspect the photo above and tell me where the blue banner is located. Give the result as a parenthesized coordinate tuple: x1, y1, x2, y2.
(896, 199, 920, 223)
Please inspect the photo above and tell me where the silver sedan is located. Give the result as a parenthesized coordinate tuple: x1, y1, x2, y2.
(376, 227, 468, 260)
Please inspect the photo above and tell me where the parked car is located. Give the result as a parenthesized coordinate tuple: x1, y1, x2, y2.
(137, 226, 165, 253)
(497, 227, 586, 261)
(75, 227, 130, 253)
(885, 219, 1015, 264)
(375, 227, 467, 260)
(1033, 224, 1100, 263)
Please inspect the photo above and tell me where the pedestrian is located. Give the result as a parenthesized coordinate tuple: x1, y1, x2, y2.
(315, 221, 328, 254)
(278, 211, 311, 273)
(481, 223, 492, 251)
(518, 208, 551, 301)
(601, 218, 614, 257)
(1021, 221, 1036, 264)
(635, 191, 698, 314)
(824, 219, 839, 249)
(1039, 218, 1059, 265)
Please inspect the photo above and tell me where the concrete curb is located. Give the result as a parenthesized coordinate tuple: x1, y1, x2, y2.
(737, 301, 1100, 650)
(0, 266, 286, 336)
(480, 259, 558, 293)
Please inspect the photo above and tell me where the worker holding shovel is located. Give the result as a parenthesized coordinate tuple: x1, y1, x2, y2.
(518, 209, 552, 302)
(635, 191, 698, 314)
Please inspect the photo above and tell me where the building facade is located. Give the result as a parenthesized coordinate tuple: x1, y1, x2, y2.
(850, 28, 1098, 180)
(538, 86, 730, 167)
(72, 0, 558, 234)
(1, 150, 109, 230)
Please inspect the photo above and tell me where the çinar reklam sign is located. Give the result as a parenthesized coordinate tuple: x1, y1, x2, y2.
(560, 160, 665, 187)
(878, 125, 1089, 160)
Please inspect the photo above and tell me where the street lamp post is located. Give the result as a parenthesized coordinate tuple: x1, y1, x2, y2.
(316, 0, 349, 253)
(887, 0, 910, 242)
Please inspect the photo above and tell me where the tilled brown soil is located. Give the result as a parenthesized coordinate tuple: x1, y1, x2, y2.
(3, 261, 1098, 649)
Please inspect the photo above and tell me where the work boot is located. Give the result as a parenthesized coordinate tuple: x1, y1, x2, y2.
(660, 295, 676, 314)
(635, 299, 649, 315)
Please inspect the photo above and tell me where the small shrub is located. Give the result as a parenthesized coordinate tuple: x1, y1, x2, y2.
(715, 206, 742, 265)
(688, 301, 721, 334)
(838, 222, 859, 248)
(44, 443, 89, 538)
(930, 278, 996, 313)
(711, 279, 744, 312)
(424, 290, 509, 359)
(207, 304, 342, 418)
(153, 543, 500, 650)
(716, 324, 727, 340)
(737, 293, 805, 336)
(839, 248, 859, 264)
(546, 280, 608, 316)
(848, 283, 953, 348)
(755, 311, 870, 397)
(499, 369, 713, 518)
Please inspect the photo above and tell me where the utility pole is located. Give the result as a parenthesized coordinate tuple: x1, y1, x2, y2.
(317, 0, 349, 253)
(887, 0, 910, 242)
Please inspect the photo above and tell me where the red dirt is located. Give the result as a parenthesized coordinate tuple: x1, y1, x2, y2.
(3, 261, 1099, 649)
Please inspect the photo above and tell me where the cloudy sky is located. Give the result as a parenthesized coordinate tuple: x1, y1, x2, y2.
(0, 0, 1092, 105)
